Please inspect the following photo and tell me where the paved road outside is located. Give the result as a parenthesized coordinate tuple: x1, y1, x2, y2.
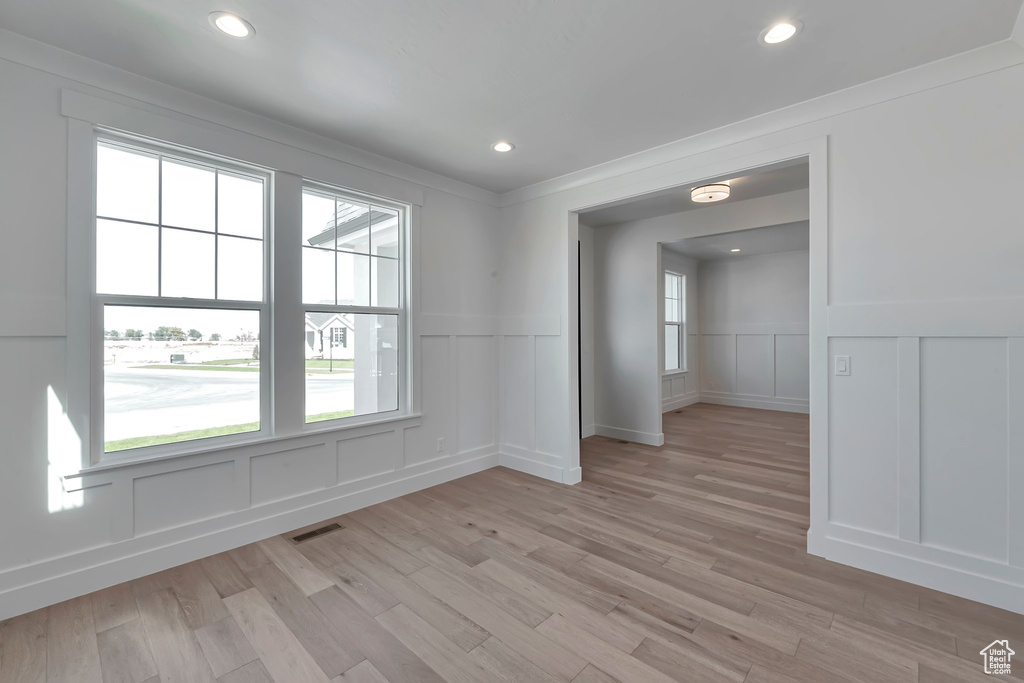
(104, 368, 354, 440)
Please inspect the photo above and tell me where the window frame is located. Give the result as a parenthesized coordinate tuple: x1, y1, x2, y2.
(664, 271, 686, 374)
(299, 181, 408, 427)
(89, 133, 274, 462)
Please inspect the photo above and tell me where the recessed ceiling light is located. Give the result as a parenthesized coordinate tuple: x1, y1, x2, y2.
(691, 184, 731, 203)
(731, 248, 741, 252)
(759, 21, 801, 45)
(209, 11, 255, 38)
(492, 141, 514, 153)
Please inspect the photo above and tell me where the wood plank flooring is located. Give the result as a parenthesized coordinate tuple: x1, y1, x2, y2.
(3, 404, 1022, 682)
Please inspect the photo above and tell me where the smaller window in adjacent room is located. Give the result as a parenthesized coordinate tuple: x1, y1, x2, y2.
(95, 138, 268, 455)
(301, 185, 403, 424)
(664, 271, 685, 372)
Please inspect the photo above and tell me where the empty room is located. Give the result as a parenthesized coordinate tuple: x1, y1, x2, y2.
(1, 2, 1023, 682)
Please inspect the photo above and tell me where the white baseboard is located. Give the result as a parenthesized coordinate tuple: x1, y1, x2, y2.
(825, 523, 1024, 615)
(593, 425, 665, 446)
(581, 423, 596, 438)
(0, 449, 499, 622)
(699, 392, 810, 414)
(499, 444, 566, 483)
(662, 393, 700, 412)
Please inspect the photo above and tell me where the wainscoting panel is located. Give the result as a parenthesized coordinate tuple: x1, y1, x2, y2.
(823, 299, 1024, 613)
(697, 330, 810, 413)
(920, 337, 1008, 562)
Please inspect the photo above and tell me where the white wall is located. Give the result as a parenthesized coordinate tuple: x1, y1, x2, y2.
(659, 249, 699, 412)
(586, 191, 809, 445)
(497, 38, 1024, 612)
(0, 42, 504, 620)
(698, 249, 809, 412)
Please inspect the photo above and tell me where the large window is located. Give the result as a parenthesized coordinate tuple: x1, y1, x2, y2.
(664, 272, 685, 372)
(95, 138, 268, 453)
(301, 187, 403, 423)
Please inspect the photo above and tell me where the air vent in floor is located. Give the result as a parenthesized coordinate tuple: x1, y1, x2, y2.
(291, 522, 343, 543)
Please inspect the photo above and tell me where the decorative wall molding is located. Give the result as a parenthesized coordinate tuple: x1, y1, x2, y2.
(0, 447, 499, 621)
(499, 39, 1024, 206)
(0, 29, 500, 207)
(828, 299, 1024, 337)
(825, 523, 1024, 615)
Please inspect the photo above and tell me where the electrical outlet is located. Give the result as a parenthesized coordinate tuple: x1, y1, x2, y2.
(437, 437, 445, 453)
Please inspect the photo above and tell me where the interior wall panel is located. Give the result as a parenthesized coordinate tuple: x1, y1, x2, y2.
(405, 336, 451, 466)
(251, 445, 332, 506)
(702, 334, 736, 394)
(133, 461, 235, 536)
(828, 337, 899, 536)
(457, 336, 496, 452)
(502, 335, 533, 450)
(920, 337, 1008, 561)
(775, 334, 810, 400)
(736, 334, 775, 397)
(339, 430, 400, 483)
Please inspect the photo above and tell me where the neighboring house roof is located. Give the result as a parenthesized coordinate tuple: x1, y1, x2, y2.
(307, 205, 395, 249)
(305, 312, 353, 331)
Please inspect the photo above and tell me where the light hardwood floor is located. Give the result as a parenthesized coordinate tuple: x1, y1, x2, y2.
(3, 404, 1022, 682)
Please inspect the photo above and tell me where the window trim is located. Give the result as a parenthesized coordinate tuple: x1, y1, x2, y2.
(89, 132, 274, 463)
(299, 180, 409, 428)
(663, 271, 686, 374)
(65, 99, 421, 472)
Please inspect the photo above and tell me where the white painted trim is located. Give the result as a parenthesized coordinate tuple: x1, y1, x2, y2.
(580, 424, 596, 438)
(701, 322, 809, 336)
(0, 28, 499, 207)
(1009, 338, 1024, 568)
(593, 425, 665, 447)
(698, 393, 809, 414)
(824, 523, 1024, 615)
(829, 299, 1024, 337)
(499, 444, 566, 482)
(0, 448, 499, 621)
(500, 39, 1024, 206)
(662, 393, 700, 413)
(897, 337, 922, 543)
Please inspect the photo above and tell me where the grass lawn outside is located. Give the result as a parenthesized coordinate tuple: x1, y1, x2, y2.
(306, 409, 355, 424)
(135, 360, 352, 374)
(134, 364, 259, 372)
(105, 421, 260, 452)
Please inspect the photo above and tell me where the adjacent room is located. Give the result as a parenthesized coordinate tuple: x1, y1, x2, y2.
(2, 2, 1024, 682)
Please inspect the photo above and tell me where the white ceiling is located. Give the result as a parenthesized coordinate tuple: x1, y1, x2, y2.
(663, 221, 809, 262)
(580, 161, 808, 227)
(1, 1, 1019, 193)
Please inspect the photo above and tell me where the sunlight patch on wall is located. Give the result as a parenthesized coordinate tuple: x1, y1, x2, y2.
(48, 386, 83, 512)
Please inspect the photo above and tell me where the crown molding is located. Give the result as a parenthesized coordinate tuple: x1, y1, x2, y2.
(498, 38, 1024, 207)
(0, 28, 501, 208)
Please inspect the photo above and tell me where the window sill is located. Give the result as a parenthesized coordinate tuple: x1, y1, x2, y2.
(65, 412, 422, 480)
(662, 369, 689, 378)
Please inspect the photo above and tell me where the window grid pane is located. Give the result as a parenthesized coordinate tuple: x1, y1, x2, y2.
(96, 138, 267, 457)
(96, 140, 265, 302)
(302, 185, 404, 425)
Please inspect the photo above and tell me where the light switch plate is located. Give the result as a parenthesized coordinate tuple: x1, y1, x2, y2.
(835, 355, 851, 376)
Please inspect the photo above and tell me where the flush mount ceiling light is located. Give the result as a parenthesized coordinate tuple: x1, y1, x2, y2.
(759, 20, 802, 45)
(492, 141, 515, 153)
(691, 183, 731, 203)
(730, 248, 742, 252)
(209, 11, 255, 38)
